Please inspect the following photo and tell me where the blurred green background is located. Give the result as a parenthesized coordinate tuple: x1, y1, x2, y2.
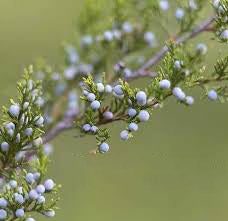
(0, 1, 228, 221)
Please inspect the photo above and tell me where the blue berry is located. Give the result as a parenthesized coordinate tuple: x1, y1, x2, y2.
(159, 79, 171, 89)
(0, 209, 7, 220)
(9, 104, 20, 117)
(113, 85, 123, 96)
(15, 208, 25, 218)
(91, 100, 101, 110)
(87, 93, 96, 102)
(44, 179, 55, 191)
(97, 83, 105, 92)
(172, 87, 186, 101)
(90, 126, 98, 133)
(129, 123, 138, 131)
(83, 124, 91, 132)
(103, 111, 113, 120)
(120, 130, 129, 140)
(0, 198, 7, 208)
(136, 91, 147, 106)
(185, 96, 194, 105)
(1, 142, 9, 152)
(128, 108, 137, 117)
(138, 110, 150, 122)
(105, 85, 113, 93)
(99, 143, 110, 153)
(208, 90, 218, 101)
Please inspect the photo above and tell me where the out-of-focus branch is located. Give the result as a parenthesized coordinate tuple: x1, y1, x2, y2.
(42, 16, 216, 144)
(129, 16, 215, 80)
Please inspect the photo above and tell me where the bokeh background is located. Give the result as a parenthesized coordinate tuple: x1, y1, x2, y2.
(0, 1, 228, 221)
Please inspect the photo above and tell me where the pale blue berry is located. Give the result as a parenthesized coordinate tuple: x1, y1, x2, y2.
(9, 180, 17, 188)
(83, 124, 91, 132)
(129, 123, 138, 131)
(25, 128, 33, 136)
(175, 8, 185, 20)
(113, 85, 123, 96)
(87, 93, 96, 102)
(0, 198, 7, 208)
(128, 108, 137, 117)
(97, 83, 105, 92)
(44, 179, 55, 191)
(120, 130, 129, 140)
(103, 111, 113, 120)
(221, 30, 228, 40)
(37, 196, 45, 204)
(159, 0, 169, 11)
(90, 126, 98, 133)
(159, 79, 171, 89)
(99, 143, 110, 153)
(83, 90, 89, 96)
(136, 91, 147, 106)
(9, 104, 20, 117)
(34, 116, 44, 126)
(105, 85, 113, 93)
(104, 31, 114, 41)
(174, 60, 182, 69)
(26, 218, 35, 221)
(1, 142, 9, 152)
(91, 100, 101, 110)
(26, 173, 35, 184)
(172, 87, 186, 101)
(43, 210, 55, 217)
(33, 172, 41, 181)
(185, 96, 194, 105)
(138, 110, 150, 122)
(5, 122, 15, 130)
(122, 21, 133, 33)
(15, 208, 24, 218)
(36, 185, 45, 194)
(23, 102, 29, 110)
(196, 43, 207, 55)
(208, 90, 218, 101)
(29, 190, 39, 200)
(14, 193, 24, 204)
(0, 209, 7, 220)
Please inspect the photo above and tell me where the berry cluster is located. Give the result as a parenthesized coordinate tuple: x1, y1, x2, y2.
(0, 172, 57, 220)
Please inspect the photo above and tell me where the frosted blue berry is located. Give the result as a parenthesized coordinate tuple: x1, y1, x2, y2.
(1, 142, 9, 152)
(15, 208, 24, 218)
(105, 85, 113, 93)
(175, 8, 185, 20)
(172, 87, 186, 101)
(113, 85, 123, 96)
(128, 108, 137, 117)
(37, 195, 45, 204)
(97, 83, 105, 92)
(9, 104, 20, 117)
(0, 209, 7, 220)
(104, 31, 114, 41)
(120, 130, 129, 140)
(83, 90, 89, 96)
(26, 173, 34, 184)
(33, 172, 41, 181)
(208, 90, 218, 101)
(83, 124, 91, 132)
(43, 210, 55, 217)
(5, 122, 15, 130)
(174, 60, 182, 69)
(0, 198, 7, 208)
(91, 100, 101, 110)
(103, 111, 113, 120)
(138, 110, 150, 122)
(90, 125, 98, 133)
(34, 116, 44, 126)
(185, 96, 195, 105)
(122, 21, 133, 33)
(159, 0, 169, 11)
(29, 190, 39, 200)
(9, 180, 17, 188)
(26, 218, 35, 221)
(221, 30, 228, 40)
(144, 32, 156, 47)
(136, 91, 147, 106)
(25, 128, 33, 136)
(87, 93, 96, 102)
(14, 193, 24, 204)
(36, 184, 45, 194)
(159, 79, 171, 89)
(196, 43, 207, 55)
(129, 123, 138, 132)
(23, 102, 29, 110)
(44, 179, 55, 191)
(99, 143, 110, 153)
